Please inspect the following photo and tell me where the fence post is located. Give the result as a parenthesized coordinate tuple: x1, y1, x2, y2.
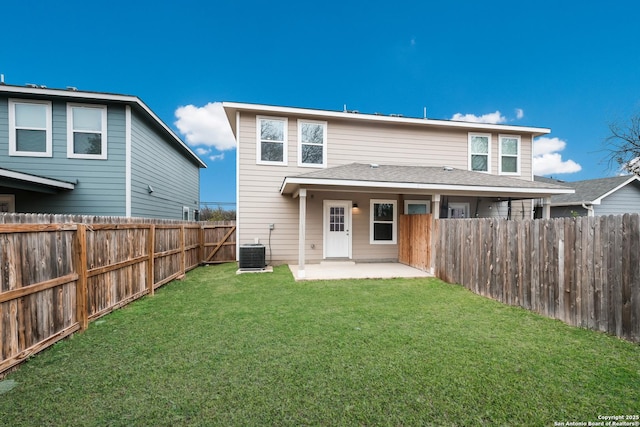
(199, 224, 205, 265)
(180, 224, 186, 277)
(75, 223, 88, 331)
(147, 224, 155, 296)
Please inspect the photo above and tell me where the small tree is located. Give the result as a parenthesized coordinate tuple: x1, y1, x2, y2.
(604, 113, 640, 174)
(199, 206, 236, 221)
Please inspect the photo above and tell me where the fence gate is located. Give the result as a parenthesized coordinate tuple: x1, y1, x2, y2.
(202, 222, 237, 263)
(398, 214, 432, 271)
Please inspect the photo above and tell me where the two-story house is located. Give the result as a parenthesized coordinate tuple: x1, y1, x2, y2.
(0, 84, 206, 219)
(223, 102, 572, 277)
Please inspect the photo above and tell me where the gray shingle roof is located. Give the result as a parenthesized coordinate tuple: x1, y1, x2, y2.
(283, 163, 573, 195)
(535, 175, 640, 205)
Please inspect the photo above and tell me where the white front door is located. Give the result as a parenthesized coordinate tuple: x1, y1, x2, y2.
(323, 200, 352, 259)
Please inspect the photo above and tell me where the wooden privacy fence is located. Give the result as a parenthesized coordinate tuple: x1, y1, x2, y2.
(399, 214, 432, 271)
(0, 214, 236, 375)
(433, 215, 640, 343)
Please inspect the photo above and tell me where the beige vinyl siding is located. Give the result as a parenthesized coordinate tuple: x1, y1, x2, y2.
(237, 111, 537, 264)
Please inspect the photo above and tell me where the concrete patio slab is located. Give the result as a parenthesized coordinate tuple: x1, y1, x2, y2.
(288, 262, 433, 281)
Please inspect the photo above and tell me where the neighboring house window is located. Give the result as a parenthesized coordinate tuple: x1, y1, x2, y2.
(404, 200, 431, 215)
(370, 199, 397, 244)
(0, 195, 15, 213)
(298, 120, 327, 167)
(8, 99, 53, 157)
(67, 104, 107, 159)
(257, 116, 287, 165)
(499, 135, 520, 175)
(469, 133, 491, 172)
(183, 206, 190, 221)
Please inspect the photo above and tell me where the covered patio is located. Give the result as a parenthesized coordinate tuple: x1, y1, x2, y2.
(280, 163, 575, 279)
(288, 261, 433, 281)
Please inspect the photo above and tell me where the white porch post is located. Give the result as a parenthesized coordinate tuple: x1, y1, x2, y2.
(543, 196, 551, 219)
(432, 194, 441, 219)
(298, 188, 307, 279)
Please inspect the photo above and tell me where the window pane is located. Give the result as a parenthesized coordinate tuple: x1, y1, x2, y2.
(471, 154, 488, 171)
(261, 141, 283, 162)
(501, 138, 518, 155)
(15, 103, 46, 128)
(73, 107, 102, 131)
(502, 156, 517, 173)
(261, 119, 284, 142)
(74, 133, 102, 155)
(408, 203, 427, 214)
(301, 122, 323, 144)
(471, 136, 488, 154)
(373, 223, 393, 241)
(16, 129, 46, 152)
(373, 203, 394, 221)
(302, 144, 323, 164)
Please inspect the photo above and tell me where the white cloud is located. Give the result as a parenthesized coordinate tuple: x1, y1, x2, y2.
(450, 110, 507, 124)
(174, 102, 236, 151)
(196, 147, 211, 156)
(533, 136, 566, 156)
(209, 153, 225, 161)
(515, 108, 524, 119)
(533, 137, 582, 175)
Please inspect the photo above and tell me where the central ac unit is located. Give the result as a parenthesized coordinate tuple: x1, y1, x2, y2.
(239, 244, 266, 270)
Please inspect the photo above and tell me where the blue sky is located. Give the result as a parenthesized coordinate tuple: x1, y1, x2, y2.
(3, 1, 640, 206)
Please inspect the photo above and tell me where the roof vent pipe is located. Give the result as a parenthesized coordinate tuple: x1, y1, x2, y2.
(370, 163, 379, 169)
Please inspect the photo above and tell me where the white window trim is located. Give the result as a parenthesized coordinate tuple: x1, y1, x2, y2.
(183, 206, 191, 221)
(370, 199, 397, 245)
(448, 202, 470, 219)
(0, 194, 16, 213)
(468, 133, 491, 173)
(297, 119, 327, 168)
(8, 99, 53, 157)
(498, 134, 521, 176)
(256, 115, 288, 165)
(67, 103, 108, 159)
(404, 199, 431, 215)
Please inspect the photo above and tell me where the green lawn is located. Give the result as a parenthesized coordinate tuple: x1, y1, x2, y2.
(1, 263, 639, 426)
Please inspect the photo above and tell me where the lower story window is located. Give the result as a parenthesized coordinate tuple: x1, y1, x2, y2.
(370, 199, 397, 244)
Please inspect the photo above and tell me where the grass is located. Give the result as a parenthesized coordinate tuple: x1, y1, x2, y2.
(1, 263, 639, 426)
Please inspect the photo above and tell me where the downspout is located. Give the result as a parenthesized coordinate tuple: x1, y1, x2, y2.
(582, 202, 594, 217)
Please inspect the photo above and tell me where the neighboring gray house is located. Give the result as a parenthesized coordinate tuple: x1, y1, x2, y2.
(223, 102, 573, 277)
(535, 175, 640, 217)
(0, 84, 206, 219)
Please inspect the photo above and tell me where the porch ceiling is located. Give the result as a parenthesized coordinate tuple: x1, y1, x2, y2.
(281, 163, 575, 199)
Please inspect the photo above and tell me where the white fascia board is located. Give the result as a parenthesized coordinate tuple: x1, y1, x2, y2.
(592, 175, 640, 205)
(1, 85, 207, 168)
(0, 169, 75, 190)
(222, 102, 551, 136)
(281, 177, 575, 196)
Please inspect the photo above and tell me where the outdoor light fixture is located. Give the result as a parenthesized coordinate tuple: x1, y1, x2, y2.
(147, 185, 154, 194)
(352, 203, 358, 209)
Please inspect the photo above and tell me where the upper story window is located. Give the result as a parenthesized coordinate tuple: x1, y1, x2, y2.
(499, 135, 520, 175)
(370, 199, 397, 244)
(468, 133, 491, 173)
(8, 99, 53, 157)
(257, 116, 287, 165)
(298, 120, 327, 167)
(67, 104, 107, 159)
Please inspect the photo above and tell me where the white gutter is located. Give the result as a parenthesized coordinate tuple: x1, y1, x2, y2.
(281, 176, 575, 196)
(223, 102, 551, 137)
(0, 168, 75, 190)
